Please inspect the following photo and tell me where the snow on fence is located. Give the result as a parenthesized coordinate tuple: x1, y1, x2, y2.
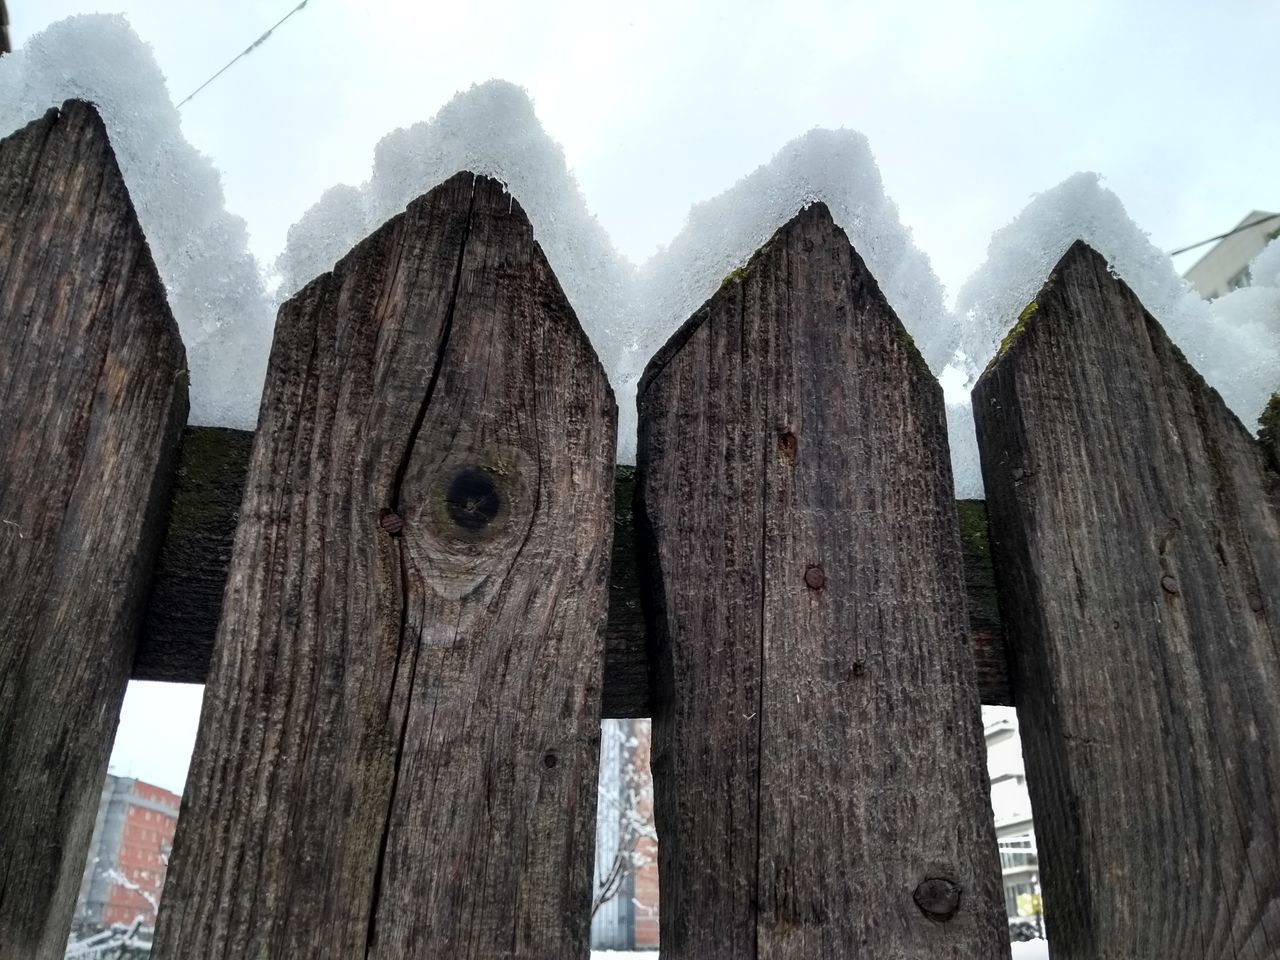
(1, 100, 1278, 959)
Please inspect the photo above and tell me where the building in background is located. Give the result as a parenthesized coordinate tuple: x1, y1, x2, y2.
(73, 775, 180, 936)
(1182, 210, 1280, 299)
(595, 712, 1047, 945)
(591, 719, 658, 950)
(984, 708, 1042, 924)
(629, 726, 659, 948)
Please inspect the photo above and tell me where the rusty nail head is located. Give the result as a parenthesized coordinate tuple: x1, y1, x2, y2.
(380, 510, 404, 536)
(1161, 574, 1179, 595)
(805, 565, 826, 590)
(913, 877, 962, 923)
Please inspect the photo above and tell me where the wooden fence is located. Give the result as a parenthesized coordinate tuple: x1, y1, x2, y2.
(1, 100, 1277, 959)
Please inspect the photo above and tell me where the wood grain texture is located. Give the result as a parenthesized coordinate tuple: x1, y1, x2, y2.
(133, 432, 1014, 708)
(0, 101, 187, 959)
(637, 203, 1008, 959)
(973, 241, 1280, 959)
(151, 173, 616, 959)
(603, 465, 650, 716)
(957, 499, 1011, 706)
(135, 426, 253, 681)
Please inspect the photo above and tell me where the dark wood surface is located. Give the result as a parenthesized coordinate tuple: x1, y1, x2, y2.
(637, 203, 1008, 958)
(137, 433, 1014, 710)
(0, 101, 188, 959)
(135, 426, 253, 681)
(152, 173, 615, 959)
(1260, 392, 1280, 473)
(974, 241, 1280, 958)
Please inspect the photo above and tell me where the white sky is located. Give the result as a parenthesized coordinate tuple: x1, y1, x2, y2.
(9, 0, 1278, 794)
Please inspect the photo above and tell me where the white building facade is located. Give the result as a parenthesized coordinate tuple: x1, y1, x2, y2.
(1182, 210, 1280, 299)
(984, 707, 1041, 922)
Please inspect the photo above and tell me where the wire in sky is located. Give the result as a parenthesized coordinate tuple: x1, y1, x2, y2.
(176, 0, 312, 109)
(1170, 211, 1280, 258)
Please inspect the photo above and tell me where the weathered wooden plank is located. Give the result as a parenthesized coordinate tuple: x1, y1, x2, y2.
(135, 431, 1014, 709)
(973, 241, 1280, 957)
(0, 101, 187, 959)
(637, 203, 1007, 958)
(152, 173, 616, 959)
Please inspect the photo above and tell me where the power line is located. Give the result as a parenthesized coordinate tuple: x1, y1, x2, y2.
(176, 0, 313, 109)
(1169, 211, 1280, 258)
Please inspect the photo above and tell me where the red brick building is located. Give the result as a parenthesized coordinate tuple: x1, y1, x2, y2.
(592, 719, 659, 950)
(74, 775, 180, 933)
(629, 721, 659, 948)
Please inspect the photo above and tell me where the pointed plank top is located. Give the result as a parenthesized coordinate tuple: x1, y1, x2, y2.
(972, 237, 1280, 957)
(639, 201, 931, 398)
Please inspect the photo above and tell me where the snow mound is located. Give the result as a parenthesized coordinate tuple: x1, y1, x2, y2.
(955, 173, 1212, 368)
(1250, 234, 1280, 290)
(7, 19, 1271, 494)
(282, 99, 948, 464)
(0, 15, 273, 428)
(636, 128, 950, 373)
(276, 80, 638, 380)
(952, 173, 1279, 486)
(625, 127, 952, 466)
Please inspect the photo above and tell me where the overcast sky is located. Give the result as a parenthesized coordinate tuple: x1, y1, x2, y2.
(9, 0, 1278, 794)
(13, 0, 1280, 296)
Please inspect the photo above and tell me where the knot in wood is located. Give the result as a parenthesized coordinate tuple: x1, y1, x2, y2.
(778, 431, 797, 461)
(445, 467, 501, 532)
(804, 565, 826, 591)
(1161, 574, 1180, 596)
(913, 877, 961, 922)
(1248, 594, 1265, 613)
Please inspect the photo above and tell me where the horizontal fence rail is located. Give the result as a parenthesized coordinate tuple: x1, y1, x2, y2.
(133, 430, 1013, 711)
